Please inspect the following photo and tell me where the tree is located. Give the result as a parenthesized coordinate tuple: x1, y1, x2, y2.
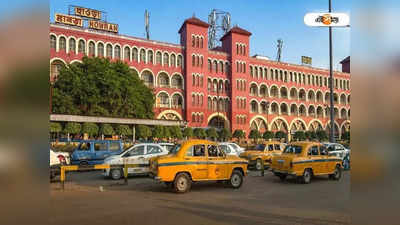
(218, 128, 232, 142)
(50, 122, 62, 140)
(52, 57, 155, 119)
(163, 126, 172, 140)
(342, 131, 350, 141)
(99, 124, 115, 137)
(63, 122, 81, 141)
(152, 125, 164, 139)
(193, 128, 206, 139)
(262, 131, 274, 141)
(82, 122, 99, 138)
(206, 128, 218, 141)
(115, 125, 132, 139)
(170, 126, 183, 139)
(293, 131, 306, 141)
(275, 131, 287, 141)
(232, 129, 245, 143)
(248, 129, 261, 143)
(183, 127, 193, 139)
(137, 125, 152, 141)
(316, 130, 328, 141)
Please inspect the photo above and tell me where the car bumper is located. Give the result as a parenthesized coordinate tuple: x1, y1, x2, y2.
(271, 169, 297, 176)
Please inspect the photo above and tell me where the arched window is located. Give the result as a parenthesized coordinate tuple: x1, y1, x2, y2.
(59, 37, 66, 51)
(141, 71, 154, 87)
(140, 49, 146, 62)
(88, 41, 95, 56)
(50, 35, 56, 50)
(50, 60, 64, 82)
(172, 94, 183, 108)
(280, 103, 288, 115)
(250, 101, 258, 113)
(68, 38, 76, 53)
(78, 40, 85, 54)
(225, 62, 229, 74)
(192, 55, 195, 66)
(156, 52, 162, 64)
(158, 73, 169, 87)
(171, 74, 183, 89)
(148, 51, 154, 64)
(171, 54, 176, 67)
(270, 86, 279, 98)
(213, 61, 218, 73)
(157, 92, 169, 108)
(196, 37, 200, 47)
(271, 103, 279, 114)
(200, 37, 203, 48)
(219, 61, 224, 73)
(106, 44, 113, 58)
(97, 43, 104, 57)
(192, 36, 195, 47)
(177, 55, 182, 67)
(132, 48, 139, 62)
(163, 53, 169, 66)
(124, 47, 130, 61)
(250, 84, 258, 96)
(280, 87, 288, 99)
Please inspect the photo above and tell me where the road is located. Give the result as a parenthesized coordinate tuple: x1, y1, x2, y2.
(50, 170, 350, 225)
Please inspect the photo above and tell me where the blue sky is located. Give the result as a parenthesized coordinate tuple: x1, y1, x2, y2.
(48, 0, 350, 70)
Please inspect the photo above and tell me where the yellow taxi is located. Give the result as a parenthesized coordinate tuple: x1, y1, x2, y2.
(149, 139, 248, 193)
(239, 141, 285, 170)
(270, 141, 343, 184)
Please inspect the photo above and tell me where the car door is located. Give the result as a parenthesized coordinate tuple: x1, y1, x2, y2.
(219, 145, 231, 156)
(319, 144, 330, 173)
(122, 145, 146, 174)
(207, 144, 228, 180)
(309, 145, 322, 174)
(144, 145, 165, 173)
(184, 144, 208, 180)
(94, 141, 109, 161)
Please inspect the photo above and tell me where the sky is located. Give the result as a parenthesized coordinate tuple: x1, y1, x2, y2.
(45, 0, 350, 70)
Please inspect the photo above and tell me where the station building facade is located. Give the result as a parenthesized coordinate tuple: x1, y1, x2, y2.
(50, 16, 351, 140)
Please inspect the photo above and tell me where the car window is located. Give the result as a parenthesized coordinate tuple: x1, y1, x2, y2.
(186, 144, 205, 157)
(94, 143, 107, 151)
(109, 142, 120, 151)
(164, 145, 175, 152)
(283, 145, 302, 154)
(125, 145, 145, 157)
(169, 144, 181, 154)
(220, 145, 231, 153)
(228, 144, 239, 151)
(274, 144, 281, 151)
(147, 145, 163, 154)
(268, 145, 274, 151)
(320, 145, 328, 155)
(78, 143, 91, 151)
(327, 145, 335, 152)
(208, 145, 224, 157)
(255, 144, 265, 151)
(310, 146, 319, 156)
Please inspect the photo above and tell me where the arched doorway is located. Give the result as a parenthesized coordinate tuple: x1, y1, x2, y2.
(208, 114, 229, 129)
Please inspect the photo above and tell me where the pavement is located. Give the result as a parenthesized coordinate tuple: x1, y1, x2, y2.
(50, 170, 350, 225)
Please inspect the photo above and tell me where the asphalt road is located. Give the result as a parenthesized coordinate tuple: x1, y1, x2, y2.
(50, 170, 350, 225)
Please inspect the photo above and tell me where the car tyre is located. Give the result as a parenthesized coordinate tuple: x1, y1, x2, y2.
(278, 174, 287, 181)
(301, 169, 312, 184)
(329, 165, 342, 180)
(173, 173, 191, 193)
(255, 159, 263, 171)
(229, 170, 243, 189)
(110, 169, 122, 180)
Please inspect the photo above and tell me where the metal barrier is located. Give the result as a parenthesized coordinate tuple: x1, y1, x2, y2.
(59, 164, 141, 190)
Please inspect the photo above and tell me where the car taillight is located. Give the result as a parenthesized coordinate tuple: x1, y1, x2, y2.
(58, 155, 66, 164)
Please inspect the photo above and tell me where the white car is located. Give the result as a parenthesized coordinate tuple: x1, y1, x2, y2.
(50, 149, 70, 179)
(103, 143, 168, 180)
(322, 142, 350, 161)
(220, 142, 245, 155)
(158, 143, 176, 153)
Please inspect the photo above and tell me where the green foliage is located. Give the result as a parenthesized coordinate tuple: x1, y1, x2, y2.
(170, 126, 183, 139)
(193, 128, 207, 139)
(262, 131, 274, 140)
(218, 128, 232, 142)
(99, 124, 115, 136)
(342, 131, 350, 141)
(63, 122, 81, 134)
(275, 131, 287, 140)
(232, 129, 245, 140)
(136, 125, 152, 140)
(152, 125, 164, 139)
(163, 126, 172, 138)
(115, 125, 132, 136)
(50, 122, 62, 133)
(82, 122, 99, 137)
(206, 128, 218, 140)
(304, 131, 317, 140)
(293, 131, 306, 141)
(248, 129, 261, 142)
(183, 127, 193, 139)
(316, 130, 328, 141)
(52, 57, 155, 119)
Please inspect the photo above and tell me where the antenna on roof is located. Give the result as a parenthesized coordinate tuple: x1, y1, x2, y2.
(276, 39, 283, 62)
(145, 10, 150, 40)
(208, 9, 231, 49)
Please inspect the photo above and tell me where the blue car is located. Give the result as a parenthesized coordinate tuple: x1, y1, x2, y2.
(70, 140, 124, 165)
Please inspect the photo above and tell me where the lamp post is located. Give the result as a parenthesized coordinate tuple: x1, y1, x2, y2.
(328, 0, 335, 143)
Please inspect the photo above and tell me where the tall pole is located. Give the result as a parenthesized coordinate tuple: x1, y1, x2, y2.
(328, 0, 335, 142)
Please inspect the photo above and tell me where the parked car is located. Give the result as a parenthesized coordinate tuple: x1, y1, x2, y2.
(149, 139, 248, 193)
(158, 143, 176, 153)
(219, 143, 241, 156)
(103, 143, 168, 180)
(271, 141, 342, 184)
(322, 142, 350, 161)
(239, 141, 286, 170)
(220, 142, 245, 155)
(50, 149, 70, 179)
(70, 140, 124, 165)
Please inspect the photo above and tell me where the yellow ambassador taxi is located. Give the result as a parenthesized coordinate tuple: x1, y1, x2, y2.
(149, 139, 248, 193)
(239, 141, 285, 170)
(271, 141, 343, 184)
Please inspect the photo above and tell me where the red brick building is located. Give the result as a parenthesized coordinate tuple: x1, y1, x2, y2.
(50, 16, 350, 140)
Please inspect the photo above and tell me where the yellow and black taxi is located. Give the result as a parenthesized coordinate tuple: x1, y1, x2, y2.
(149, 139, 248, 193)
(270, 141, 343, 184)
(239, 141, 285, 170)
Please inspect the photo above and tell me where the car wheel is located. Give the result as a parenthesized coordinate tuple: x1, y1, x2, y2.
(255, 159, 263, 171)
(110, 169, 122, 180)
(301, 169, 312, 184)
(173, 173, 191, 193)
(329, 165, 342, 180)
(229, 170, 243, 189)
(278, 174, 287, 181)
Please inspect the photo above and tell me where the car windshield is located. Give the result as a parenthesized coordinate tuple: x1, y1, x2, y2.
(169, 144, 181, 154)
(283, 145, 303, 154)
(254, 144, 265, 151)
(323, 144, 336, 152)
(228, 144, 239, 151)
